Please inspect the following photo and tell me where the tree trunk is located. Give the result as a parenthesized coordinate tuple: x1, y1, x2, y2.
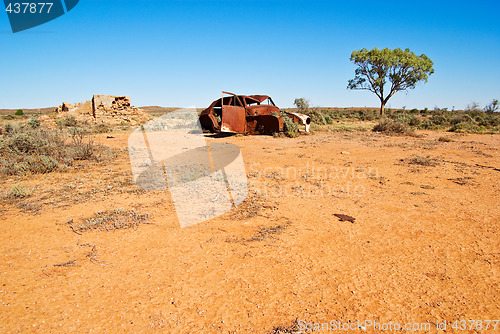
(380, 101, 386, 116)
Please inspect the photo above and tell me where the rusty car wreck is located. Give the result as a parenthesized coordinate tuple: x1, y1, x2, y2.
(199, 92, 311, 135)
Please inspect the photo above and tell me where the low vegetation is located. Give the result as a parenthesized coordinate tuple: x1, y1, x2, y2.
(286, 98, 500, 135)
(373, 118, 415, 136)
(0, 122, 115, 176)
(68, 209, 151, 233)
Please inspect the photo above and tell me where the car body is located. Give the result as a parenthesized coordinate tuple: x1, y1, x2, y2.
(200, 92, 310, 135)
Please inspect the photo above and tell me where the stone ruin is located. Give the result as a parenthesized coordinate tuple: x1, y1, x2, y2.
(92, 95, 131, 117)
(50, 95, 152, 127)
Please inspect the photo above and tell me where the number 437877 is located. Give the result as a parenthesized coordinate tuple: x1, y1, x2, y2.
(5, 3, 53, 14)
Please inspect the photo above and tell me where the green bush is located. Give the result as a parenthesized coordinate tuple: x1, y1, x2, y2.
(449, 122, 485, 134)
(15, 109, 24, 116)
(481, 113, 500, 127)
(419, 120, 442, 130)
(283, 114, 299, 138)
(428, 114, 450, 126)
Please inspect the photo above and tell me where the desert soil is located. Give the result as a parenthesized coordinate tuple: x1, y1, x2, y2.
(0, 129, 499, 333)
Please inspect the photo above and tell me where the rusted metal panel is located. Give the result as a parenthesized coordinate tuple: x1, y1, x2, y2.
(221, 105, 246, 133)
(200, 91, 292, 135)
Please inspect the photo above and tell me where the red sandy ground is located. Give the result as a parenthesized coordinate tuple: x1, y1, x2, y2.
(0, 129, 498, 333)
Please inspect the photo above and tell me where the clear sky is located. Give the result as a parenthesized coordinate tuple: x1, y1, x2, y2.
(1, 0, 499, 110)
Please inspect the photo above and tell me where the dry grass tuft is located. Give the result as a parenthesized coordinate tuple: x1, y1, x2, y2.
(247, 224, 289, 242)
(404, 155, 440, 167)
(269, 319, 302, 334)
(68, 209, 151, 234)
(438, 136, 454, 142)
(54, 260, 78, 267)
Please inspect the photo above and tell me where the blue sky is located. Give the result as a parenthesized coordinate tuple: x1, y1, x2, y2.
(1, 0, 499, 109)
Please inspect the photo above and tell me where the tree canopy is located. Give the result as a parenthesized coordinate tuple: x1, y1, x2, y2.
(348, 48, 434, 115)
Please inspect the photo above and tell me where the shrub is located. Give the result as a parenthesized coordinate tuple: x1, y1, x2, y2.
(306, 108, 328, 125)
(481, 113, 500, 127)
(0, 126, 114, 176)
(438, 136, 454, 142)
(27, 117, 41, 129)
(373, 118, 414, 135)
(419, 120, 441, 130)
(390, 113, 421, 127)
(2, 115, 14, 120)
(93, 123, 111, 134)
(293, 98, 310, 113)
(0, 155, 60, 175)
(15, 109, 24, 116)
(282, 114, 299, 138)
(449, 122, 485, 133)
(56, 115, 78, 128)
(428, 114, 450, 126)
(3, 123, 14, 134)
(7, 183, 32, 198)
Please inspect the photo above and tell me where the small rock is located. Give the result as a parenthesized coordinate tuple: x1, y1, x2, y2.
(334, 214, 356, 223)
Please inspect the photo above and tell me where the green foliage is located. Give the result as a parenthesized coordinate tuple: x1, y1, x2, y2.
(282, 114, 299, 138)
(292, 98, 333, 125)
(281, 105, 500, 134)
(307, 108, 333, 125)
(293, 98, 310, 113)
(15, 109, 24, 116)
(348, 48, 434, 115)
(449, 122, 486, 134)
(413, 108, 500, 133)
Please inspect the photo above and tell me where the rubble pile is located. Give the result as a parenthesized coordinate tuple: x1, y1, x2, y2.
(47, 95, 152, 127)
